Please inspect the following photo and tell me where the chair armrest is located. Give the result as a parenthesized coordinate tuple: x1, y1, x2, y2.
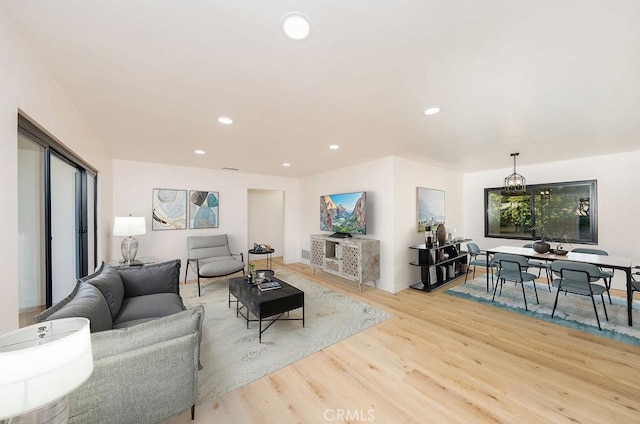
(231, 252, 244, 263)
(186, 258, 201, 271)
(184, 258, 197, 278)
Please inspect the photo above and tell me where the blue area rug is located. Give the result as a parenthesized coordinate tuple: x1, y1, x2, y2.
(445, 276, 640, 346)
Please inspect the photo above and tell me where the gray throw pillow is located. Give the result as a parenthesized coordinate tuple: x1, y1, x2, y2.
(118, 259, 181, 298)
(34, 282, 113, 333)
(83, 264, 125, 318)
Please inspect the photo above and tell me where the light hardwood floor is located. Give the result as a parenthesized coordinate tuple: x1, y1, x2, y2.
(164, 258, 640, 423)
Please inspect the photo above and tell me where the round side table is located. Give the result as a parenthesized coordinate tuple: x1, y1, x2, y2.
(248, 248, 275, 275)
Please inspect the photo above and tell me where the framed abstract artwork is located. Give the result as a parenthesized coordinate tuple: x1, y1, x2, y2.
(188, 190, 219, 229)
(417, 187, 445, 232)
(152, 188, 187, 230)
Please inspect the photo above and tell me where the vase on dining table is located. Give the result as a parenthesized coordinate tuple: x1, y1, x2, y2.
(532, 239, 551, 254)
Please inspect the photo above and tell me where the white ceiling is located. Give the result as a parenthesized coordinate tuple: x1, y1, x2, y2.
(2, 1, 640, 178)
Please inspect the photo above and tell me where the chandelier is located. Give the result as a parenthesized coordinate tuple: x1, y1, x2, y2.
(504, 152, 526, 193)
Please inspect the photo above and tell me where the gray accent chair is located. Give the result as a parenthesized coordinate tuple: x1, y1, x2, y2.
(492, 253, 539, 311)
(186, 234, 245, 296)
(34, 260, 204, 423)
(550, 260, 609, 330)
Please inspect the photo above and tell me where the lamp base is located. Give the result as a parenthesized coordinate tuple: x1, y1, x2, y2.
(121, 236, 139, 264)
(9, 396, 68, 424)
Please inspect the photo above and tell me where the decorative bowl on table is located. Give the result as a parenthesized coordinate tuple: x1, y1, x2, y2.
(554, 249, 568, 255)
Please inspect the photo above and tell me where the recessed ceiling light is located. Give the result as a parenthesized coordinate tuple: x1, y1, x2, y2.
(424, 107, 441, 116)
(329, 145, 340, 150)
(281, 12, 312, 41)
(282, 163, 291, 167)
(194, 150, 206, 155)
(218, 116, 233, 125)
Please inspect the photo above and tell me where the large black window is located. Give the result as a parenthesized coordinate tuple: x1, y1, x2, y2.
(484, 180, 597, 244)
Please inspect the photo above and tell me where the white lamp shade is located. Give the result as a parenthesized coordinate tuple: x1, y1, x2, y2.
(0, 318, 93, 419)
(113, 216, 146, 237)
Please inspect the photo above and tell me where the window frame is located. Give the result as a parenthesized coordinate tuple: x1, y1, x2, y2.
(483, 179, 598, 244)
(18, 113, 99, 306)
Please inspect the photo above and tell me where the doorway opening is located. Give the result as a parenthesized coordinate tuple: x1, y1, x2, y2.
(247, 189, 284, 270)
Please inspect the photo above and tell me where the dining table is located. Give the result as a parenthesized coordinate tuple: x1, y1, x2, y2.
(486, 246, 634, 326)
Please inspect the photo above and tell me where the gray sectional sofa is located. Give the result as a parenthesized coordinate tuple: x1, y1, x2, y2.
(34, 259, 204, 424)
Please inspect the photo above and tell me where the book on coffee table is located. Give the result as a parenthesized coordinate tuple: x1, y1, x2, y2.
(258, 281, 281, 291)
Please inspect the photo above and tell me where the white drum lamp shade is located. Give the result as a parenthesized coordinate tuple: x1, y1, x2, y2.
(113, 216, 147, 264)
(0, 318, 93, 422)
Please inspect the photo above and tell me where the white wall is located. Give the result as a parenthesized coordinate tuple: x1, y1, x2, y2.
(111, 160, 300, 277)
(248, 189, 284, 257)
(0, 9, 112, 333)
(300, 157, 395, 291)
(299, 156, 465, 293)
(463, 151, 640, 290)
(393, 157, 464, 292)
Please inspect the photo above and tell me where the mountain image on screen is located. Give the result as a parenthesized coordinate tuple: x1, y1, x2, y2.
(320, 192, 366, 235)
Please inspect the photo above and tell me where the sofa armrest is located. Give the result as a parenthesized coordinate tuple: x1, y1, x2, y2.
(68, 306, 204, 423)
(89, 305, 204, 360)
(70, 333, 199, 424)
(118, 259, 181, 298)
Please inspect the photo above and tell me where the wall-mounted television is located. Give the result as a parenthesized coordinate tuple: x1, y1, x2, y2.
(320, 191, 366, 238)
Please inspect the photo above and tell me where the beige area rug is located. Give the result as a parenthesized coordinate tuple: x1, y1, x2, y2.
(180, 270, 391, 403)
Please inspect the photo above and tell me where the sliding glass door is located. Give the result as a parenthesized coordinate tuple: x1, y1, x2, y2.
(17, 135, 46, 324)
(50, 154, 80, 303)
(17, 115, 98, 324)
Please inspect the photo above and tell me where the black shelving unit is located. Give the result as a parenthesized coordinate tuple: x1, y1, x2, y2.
(409, 240, 471, 292)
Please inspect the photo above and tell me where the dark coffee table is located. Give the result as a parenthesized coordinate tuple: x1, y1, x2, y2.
(228, 276, 304, 342)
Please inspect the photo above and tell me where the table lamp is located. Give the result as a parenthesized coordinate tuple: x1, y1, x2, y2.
(0, 318, 93, 424)
(113, 216, 146, 265)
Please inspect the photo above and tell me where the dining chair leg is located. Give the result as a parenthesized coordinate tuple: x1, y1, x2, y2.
(532, 279, 539, 304)
(520, 282, 528, 311)
(601, 294, 609, 321)
(546, 268, 552, 292)
(605, 278, 612, 304)
(551, 289, 561, 317)
(589, 294, 602, 330)
(489, 268, 495, 291)
(491, 278, 500, 302)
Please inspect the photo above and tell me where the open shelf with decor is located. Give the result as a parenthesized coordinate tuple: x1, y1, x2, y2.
(409, 240, 471, 292)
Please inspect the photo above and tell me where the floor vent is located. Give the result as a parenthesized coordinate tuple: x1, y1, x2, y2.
(301, 249, 310, 259)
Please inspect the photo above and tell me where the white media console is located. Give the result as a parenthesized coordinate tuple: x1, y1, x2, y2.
(310, 234, 380, 292)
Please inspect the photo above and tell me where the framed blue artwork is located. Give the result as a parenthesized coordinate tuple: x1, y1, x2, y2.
(188, 190, 219, 229)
